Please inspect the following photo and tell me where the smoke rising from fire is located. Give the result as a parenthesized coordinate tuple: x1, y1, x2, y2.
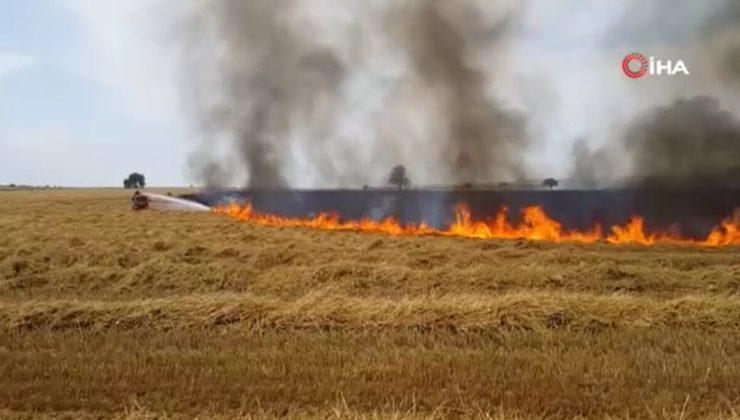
(183, 0, 346, 188)
(624, 96, 740, 186)
(179, 0, 740, 189)
(385, 0, 528, 185)
(570, 96, 740, 188)
(705, 0, 740, 82)
(183, 0, 527, 188)
(569, 0, 740, 187)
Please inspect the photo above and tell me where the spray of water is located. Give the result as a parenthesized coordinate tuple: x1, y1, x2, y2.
(145, 192, 212, 212)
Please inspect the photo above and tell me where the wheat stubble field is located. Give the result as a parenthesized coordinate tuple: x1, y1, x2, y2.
(1, 189, 739, 419)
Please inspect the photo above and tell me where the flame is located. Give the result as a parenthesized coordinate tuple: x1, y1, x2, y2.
(446, 205, 602, 243)
(214, 203, 740, 247)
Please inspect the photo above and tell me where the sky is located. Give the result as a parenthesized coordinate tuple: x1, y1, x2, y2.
(0, 0, 736, 187)
(0, 0, 189, 187)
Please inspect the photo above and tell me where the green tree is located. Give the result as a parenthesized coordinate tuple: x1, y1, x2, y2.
(388, 165, 410, 190)
(124, 173, 146, 189)
(543, 178, 559, 190)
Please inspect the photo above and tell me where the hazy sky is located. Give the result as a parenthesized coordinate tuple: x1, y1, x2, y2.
(0, 0, 188, 187)
(0, 0, 736, 187)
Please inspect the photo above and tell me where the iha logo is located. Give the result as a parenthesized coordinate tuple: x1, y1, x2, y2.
(622, 52, 690, 78)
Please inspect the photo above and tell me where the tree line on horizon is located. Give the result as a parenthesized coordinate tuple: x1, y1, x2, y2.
(118, 166, 558, 190)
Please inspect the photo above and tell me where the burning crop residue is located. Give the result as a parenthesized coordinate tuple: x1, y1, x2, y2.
(214, 203, 740, 247)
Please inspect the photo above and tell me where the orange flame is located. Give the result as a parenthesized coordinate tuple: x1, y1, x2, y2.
(214, 203, 740, 247)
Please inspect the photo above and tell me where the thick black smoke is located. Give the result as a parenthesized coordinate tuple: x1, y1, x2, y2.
(624, 96, 740, 187)
(183, 1, 738, 189)
(183, 0, 527, 188)
(569, 0, 740, 188)
(185, 0, 346, 188)
(386, 0, 528, 185)
(569, 138, 614, 189)
(571, 95, 740, 188)
(626, 0, 740, 187)
(571, 98, 740, 189)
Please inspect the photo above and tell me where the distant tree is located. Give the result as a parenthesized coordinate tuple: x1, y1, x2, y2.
(131, 173, 145, 188)
(388, 165, 410, 190)
(123, 173, 146, 189)
(543, 178, 559, 189)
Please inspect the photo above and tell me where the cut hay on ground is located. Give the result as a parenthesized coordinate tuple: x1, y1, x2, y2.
(1, 189, 739, 419)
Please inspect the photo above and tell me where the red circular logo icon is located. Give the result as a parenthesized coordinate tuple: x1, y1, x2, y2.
(622, 53, 648, 78)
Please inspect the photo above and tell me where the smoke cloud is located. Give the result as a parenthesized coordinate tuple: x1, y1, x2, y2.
(182, 0, 527, 188)
(612, 0, 740, 84)
(184, 0, 347, 188)
(568, 0, 740, 188)
(700, 0, 740, 83)
(180, 0, 739, 189)
(624, 96, 740, 187)
(385, 0, 528, 185)
(569, 138, 614, 189)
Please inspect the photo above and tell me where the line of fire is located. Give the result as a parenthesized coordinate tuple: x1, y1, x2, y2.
(173, 187, 740, 247)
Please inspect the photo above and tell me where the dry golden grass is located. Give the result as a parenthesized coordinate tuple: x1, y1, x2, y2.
(1, 189, 739, 419)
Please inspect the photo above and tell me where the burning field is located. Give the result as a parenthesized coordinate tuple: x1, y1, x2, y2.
(3, 0, 740, 417)
(1, 189, 740, 419)
(213, 201, 740, 246)
(187, 187, 740, 247)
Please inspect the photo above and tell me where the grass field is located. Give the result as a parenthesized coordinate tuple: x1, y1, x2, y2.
(1, 189, 739, 419)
